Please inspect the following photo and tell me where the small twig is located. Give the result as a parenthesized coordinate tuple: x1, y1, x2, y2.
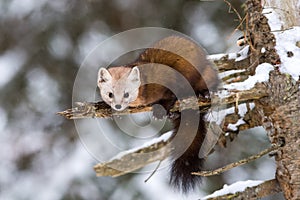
(144, 160, 162, 183)
(244, 13, 256, 52)
(224, 0, 248, 42)
(192, 144, 280, 176)
(222, 70, 250, 84)
(235, 93, 240, 113)
(224, 0, 243, 21)
(227, 15, 247, 40)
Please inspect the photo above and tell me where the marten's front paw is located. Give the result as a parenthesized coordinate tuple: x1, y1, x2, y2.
(152, 104, 167, 120)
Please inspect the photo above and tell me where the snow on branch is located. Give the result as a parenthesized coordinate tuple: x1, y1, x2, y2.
(94, 131, 173, 177)
(203, 179, 281, 200)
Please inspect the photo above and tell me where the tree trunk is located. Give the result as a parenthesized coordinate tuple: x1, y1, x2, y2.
(262, 74, 300, 199)
(248, 0, 300, 199)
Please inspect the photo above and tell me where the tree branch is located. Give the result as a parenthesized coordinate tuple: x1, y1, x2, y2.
(93, 132, 173, 177)
(208, 51, 250, 73)
(206, 179, 282, 200)
(57, 85, 267, 120)
(192, 144, 280, 177)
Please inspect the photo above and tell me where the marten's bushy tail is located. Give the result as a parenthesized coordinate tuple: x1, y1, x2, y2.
(169, 112, 206, 193)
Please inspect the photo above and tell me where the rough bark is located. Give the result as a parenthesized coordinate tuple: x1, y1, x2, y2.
(247, 0, 300, 199)
(258, 71, 300, 199)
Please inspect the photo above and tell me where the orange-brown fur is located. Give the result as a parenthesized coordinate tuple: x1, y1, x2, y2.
(108, 36, 219, 192)
(130, 36, 218, 106)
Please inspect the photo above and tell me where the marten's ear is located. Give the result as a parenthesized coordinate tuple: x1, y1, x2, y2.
(98, 68, 112, 83)
(128, 66, 140, 83)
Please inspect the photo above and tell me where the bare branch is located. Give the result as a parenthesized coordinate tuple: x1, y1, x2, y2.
(224, 0, 243, 22)
(192, 144, 280, 177)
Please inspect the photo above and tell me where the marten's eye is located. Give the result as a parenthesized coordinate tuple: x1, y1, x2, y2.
(108, 92, 114, 98)
(124, 92, 129, 98)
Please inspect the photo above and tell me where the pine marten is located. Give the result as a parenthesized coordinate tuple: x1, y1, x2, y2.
(97, 36, 219, 192)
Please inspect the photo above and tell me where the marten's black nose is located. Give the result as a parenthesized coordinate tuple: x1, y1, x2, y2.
(115, 104, 122, 110)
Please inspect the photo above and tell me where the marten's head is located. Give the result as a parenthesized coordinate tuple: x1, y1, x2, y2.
(97, 66, 141, 111)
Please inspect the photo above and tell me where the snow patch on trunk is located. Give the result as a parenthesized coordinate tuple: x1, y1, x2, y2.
(264, 8, 300, 81)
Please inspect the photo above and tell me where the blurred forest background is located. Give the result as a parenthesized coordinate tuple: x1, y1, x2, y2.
(0, 0, 280, 199)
